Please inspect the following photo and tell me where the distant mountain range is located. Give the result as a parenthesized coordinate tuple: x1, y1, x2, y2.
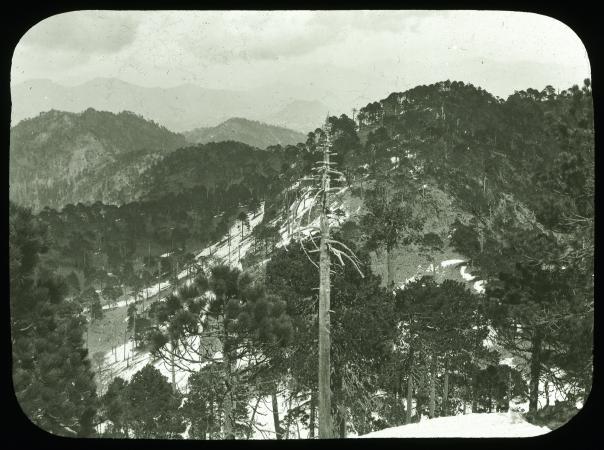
(183, 117, 306, 149)
(11, 78, 332, 133)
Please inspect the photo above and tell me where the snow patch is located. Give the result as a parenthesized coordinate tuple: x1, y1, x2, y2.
(460, 265, 475, 281)
(196, 203, 265, 270)
(440, 259, 466, 268)
(473, 280, 486, 293)
(358, 412, 550, 438)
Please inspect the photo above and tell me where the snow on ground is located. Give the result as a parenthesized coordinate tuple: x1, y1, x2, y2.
(473, 279, 486, 293)
(500, 357, 515, 367)
(101, 280, 171, 311)
(249, 391, 311, 439)
(460, 265, 475, 280)
(98, 335, 208, 393)
(357, 412, 551, 438)
(440, 259, 465, 268)
(95, 204, 267, 393)
(100, 343, 312, 438)
(196, 203, 265, 270)
(396, 258, 485, 294)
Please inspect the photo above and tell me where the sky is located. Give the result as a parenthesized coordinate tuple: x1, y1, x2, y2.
(11, 10, 591, 111)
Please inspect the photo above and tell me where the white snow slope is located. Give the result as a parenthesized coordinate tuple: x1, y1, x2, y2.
(358, 412, 551, 438)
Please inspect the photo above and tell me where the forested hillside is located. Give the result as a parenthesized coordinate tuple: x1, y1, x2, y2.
(32, 141, 295, 301)
(10, 79, 593, 438)
(9, 108, 187, 210)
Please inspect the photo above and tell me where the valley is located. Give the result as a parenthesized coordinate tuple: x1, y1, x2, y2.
(10, 79, 594, 439)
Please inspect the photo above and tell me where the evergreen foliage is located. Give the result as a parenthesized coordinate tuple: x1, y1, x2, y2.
(10, 202, 98, 436)
(9, 78, 593, 437)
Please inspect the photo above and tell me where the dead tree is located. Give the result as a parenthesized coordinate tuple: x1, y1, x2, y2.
(288, 119, 363, 438)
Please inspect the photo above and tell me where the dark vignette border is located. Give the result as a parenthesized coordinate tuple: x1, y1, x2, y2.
(2, 1, 599, 449)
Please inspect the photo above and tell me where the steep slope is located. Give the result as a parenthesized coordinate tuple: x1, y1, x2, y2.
(9, 108, 187, 210)
(183, 118, 306, 149)
(33, 141, 292, 292)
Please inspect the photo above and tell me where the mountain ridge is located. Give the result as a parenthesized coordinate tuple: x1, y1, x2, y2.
(183, 117, 306, 149)
(11, 77, 334, 133)
(9, 108, 187, 210)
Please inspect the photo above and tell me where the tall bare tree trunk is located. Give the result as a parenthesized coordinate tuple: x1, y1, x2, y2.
(416, 385, 423, 422)
(442, 360, 449, 417)
(208, 401, 213, 440)
(271, 388, 282, 439)
(335, 371, 347, 437)
(247, 397, 261, 440)
(223, 391, 233, 439)
(223, 358, 235, 439)
(338, 405, 347, 438)
(228, 228, 231, 265)
(529, 328, 543, 413)
(472, 367, 478, 413)
(488, 388, 493, 412)
(507, 369, 513, 411)
(170, 339, 176, 394)
(239, 222, 243, 264)
(479, 231, 484, 254)
(222, 310, 235, 439)
(309, 392, 317, 438)
(429, 353, 436, 418)
(285, 393, 294, 439)
(318, 134, 333, 438)
(406, 349, 414, 424)
(385, 247, 394, 287)
(123, 326, 127, 361)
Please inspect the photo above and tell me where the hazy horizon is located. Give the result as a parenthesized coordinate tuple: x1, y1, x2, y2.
(12, 10, 591, 119)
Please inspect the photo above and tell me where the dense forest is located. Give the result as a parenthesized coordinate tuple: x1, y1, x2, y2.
(10, 79, 593, 438)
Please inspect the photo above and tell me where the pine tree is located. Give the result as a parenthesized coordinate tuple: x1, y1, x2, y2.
(146, 265, 293, 439)
(182, 363, 227, 439)
(125, 365, 185, 438)
(10, 202, 98, 436)
(100, 377, 129, 437)
(392, 277, 490, 421)
(237, 211, 250, 265)
(360, 188, 424, 287)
